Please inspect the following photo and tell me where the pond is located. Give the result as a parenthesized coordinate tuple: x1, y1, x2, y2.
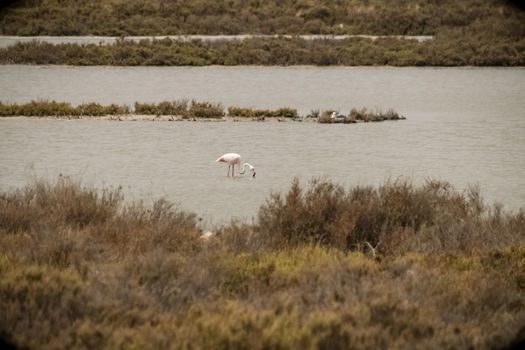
(1, 66, 524, 225)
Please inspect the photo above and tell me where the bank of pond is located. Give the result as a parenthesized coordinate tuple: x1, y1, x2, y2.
(0, 100, 406, 123)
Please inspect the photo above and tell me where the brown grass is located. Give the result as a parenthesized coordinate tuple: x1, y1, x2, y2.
(1, 177, 524, 349)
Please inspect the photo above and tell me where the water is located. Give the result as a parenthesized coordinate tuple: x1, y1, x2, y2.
(0, 35, 434, 48)
(1, 66, 524, 225)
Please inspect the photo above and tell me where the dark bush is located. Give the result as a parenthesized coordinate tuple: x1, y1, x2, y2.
(254, 178, 525, 254)
(188, 100, 224, 118)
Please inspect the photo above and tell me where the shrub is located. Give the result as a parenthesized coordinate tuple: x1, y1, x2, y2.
(272, 107, 298, 118)
(1, 30, 524, 67)
(227, 106, 298, 119)
(188, 100, 224, 118)
(254, 178, 525, 254)
(134, 102, 157, 114)
(134, 100, 188, 116)
(227, 106, 258, 118)
(1, 178, 524, 349)
(306, 109, 320, 119)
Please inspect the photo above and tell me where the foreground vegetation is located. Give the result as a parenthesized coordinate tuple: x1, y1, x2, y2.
(1, 177, 524, 349)
(0, 0, 523, 36)
(0, 100, 405, 123)
(1, 33, 524, 66)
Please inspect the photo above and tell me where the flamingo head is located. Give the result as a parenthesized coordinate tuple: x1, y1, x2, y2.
(216, 156, 225, 163)
(252, 169, 256, 178)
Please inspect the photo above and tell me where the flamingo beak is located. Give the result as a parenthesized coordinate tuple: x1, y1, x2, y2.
(253, 171, 256, 178)
(216, 157, 224, 162)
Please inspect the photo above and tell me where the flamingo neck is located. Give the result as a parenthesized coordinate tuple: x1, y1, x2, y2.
(239, 163, 252, 174)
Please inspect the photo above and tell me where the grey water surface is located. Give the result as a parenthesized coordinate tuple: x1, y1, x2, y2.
(1, 66, 524, 225)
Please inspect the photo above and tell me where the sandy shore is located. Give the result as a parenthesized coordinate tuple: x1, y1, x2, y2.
(8, 115, 320, 122)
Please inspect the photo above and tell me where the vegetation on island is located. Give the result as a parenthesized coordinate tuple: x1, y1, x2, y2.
(317, 108, 404, 123)
(0, 100, 405, 123)
(1, 177, 524, 349)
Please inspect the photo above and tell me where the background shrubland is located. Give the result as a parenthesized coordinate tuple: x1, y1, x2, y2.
(1, 177, 524, 349)
(1, 34, 523, 66)
(0, 0, 523, 37)
(0, 1, 523, 66)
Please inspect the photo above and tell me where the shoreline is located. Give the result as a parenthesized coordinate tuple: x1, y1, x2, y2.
(0, 101, 406, 123)
(2, 115, 321, 122)
(2, 115, 407, 123)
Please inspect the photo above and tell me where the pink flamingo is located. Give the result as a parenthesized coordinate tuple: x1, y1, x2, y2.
(216, 153, 256, 177)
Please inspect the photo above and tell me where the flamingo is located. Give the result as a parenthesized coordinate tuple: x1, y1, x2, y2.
(216, 153, 256, 177)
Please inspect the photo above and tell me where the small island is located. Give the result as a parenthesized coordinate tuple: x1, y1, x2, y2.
(0, 100, 405, 123)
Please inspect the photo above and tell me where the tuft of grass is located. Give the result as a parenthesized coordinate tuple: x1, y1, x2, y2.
(188, 100, 225, 118)
(134, 100, 188, 117)
(228, 106, 298, 119)
(0, 100, 130, 117)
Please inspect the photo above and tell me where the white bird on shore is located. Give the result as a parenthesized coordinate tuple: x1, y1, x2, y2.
(331, 111, 346, 119)
(216, 153, 256, 177)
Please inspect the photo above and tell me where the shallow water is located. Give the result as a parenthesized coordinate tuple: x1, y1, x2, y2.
(1, 66, 524, 225)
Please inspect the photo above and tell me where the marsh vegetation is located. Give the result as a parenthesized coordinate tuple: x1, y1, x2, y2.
(1, 33, 523, 66)
(0, 100, 404, 123)
(0, 178, 524, 348)
(1, 0, 523, 37)
(1, 0, 523, 66)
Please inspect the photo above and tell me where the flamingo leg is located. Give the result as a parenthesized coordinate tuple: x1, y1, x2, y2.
(232, 164, 235, 177)
(227, 164, 230, 177)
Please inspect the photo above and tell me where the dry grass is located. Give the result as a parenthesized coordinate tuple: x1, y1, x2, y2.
(0, 100, 130, 117)
(0, 100, 299, 120)
(1, 178, 524, 349)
